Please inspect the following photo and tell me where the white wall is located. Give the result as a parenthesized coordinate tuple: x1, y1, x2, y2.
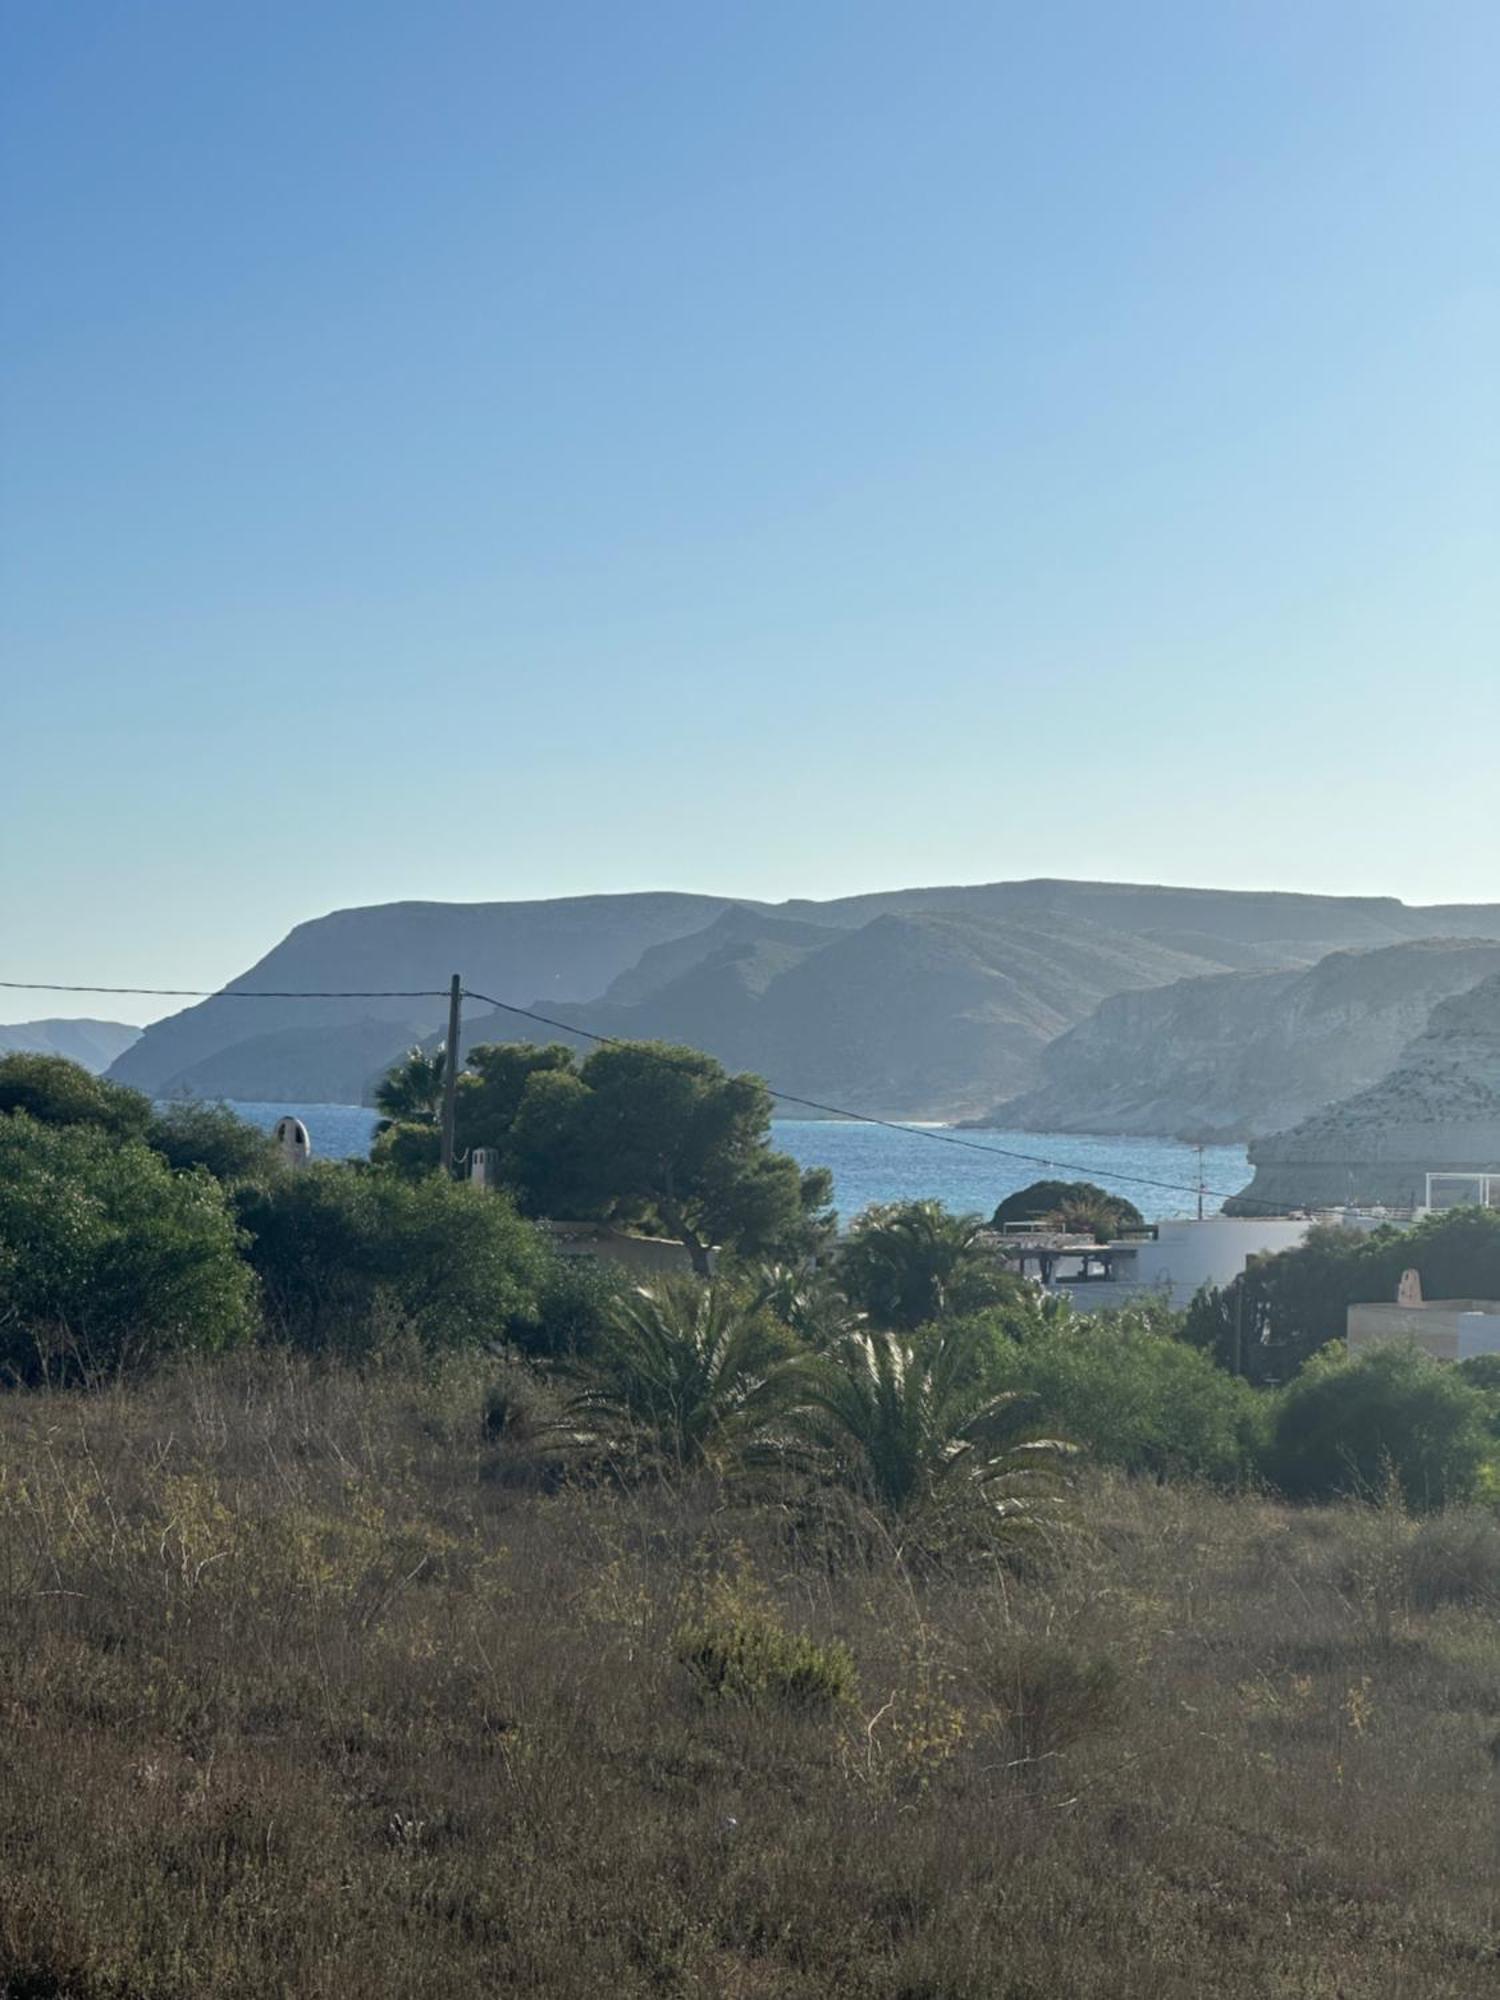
(1060, 1215, 1311, 1312)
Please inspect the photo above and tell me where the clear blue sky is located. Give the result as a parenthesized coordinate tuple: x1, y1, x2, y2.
(3, 1, 1496, 1022)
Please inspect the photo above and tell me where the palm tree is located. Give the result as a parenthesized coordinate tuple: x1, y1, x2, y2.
(791, 1321, 1072, 1518)
(559, 1278, 796, 1472)
(747, 1259, 856, 1351)
(373, 1047, 447, 1131)
(837, 1201, 1005, 1332)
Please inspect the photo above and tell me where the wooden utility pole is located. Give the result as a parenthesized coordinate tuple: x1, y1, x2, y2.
(439, 973, 462, 1176)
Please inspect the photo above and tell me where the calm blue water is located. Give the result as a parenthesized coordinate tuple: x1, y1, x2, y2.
(226, 1101, 1249, 1224)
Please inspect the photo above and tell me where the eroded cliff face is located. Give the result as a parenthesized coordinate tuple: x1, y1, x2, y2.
(985, 940, 1500, 1142)
(1227, 972, 1500, 1213)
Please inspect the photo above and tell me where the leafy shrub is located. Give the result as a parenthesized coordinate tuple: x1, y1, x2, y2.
(0, 1112, 256, 1383)
(976, 1635, 1126, 1757)
(991, 1180, 1145, 1239)
(504, 1248, 626, 1361)
(1268, 1343, 1489, 1509)
(237, 1166, 547, 1358)
(983, 1308, 1264, 1484)
(146, 1099, 282, 1184)
(0, 1053, 150, 1139)
(674, 1583, 856, 1710)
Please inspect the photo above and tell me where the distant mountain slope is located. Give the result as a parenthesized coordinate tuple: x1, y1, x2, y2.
(110, 893, 737, 1098)
(987, 939, 1500, 1141)
(783, 879, 1500, 954)
(0, 1018, 140, 1072)
(466, 911, 1222, 1120)
(1227, 971, 1500, 1213)
(597, 907, 839, 1008)
(104, 880, 1500, 1115)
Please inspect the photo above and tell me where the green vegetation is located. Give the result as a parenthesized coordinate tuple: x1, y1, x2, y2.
(983, 1302, 1266, 1484)
(376, 1038, 835, 1275)
(992, 1177, 1147, 1238)
(1186, 1207, 1500, 1382)
(1269, 1341, 1491, 1508)
(12, 1049, 1500, 1989)
(237, 1166, 548, 1360)
(792, 1322, 1071, 1521)
(838, 1199, 1031, 1330)
(557, 1276, 795, 1472)
(0, 1112, 256, 1384)
(673, 1578, 858, 1710)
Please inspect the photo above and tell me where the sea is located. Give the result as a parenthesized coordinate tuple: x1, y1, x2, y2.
(226, 1101, 1250, 1224)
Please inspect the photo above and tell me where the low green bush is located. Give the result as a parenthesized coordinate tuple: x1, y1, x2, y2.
(146, 1099, 283, 1184)
(983, 1308, 1264, 1484)
(0, 1112, 256, 1383)
(673, 1583, 857, 1711)
(504, 1247, 626, 1360)
(237, 1166, 548, 1358)
(1268, 1343, 1489, 1509)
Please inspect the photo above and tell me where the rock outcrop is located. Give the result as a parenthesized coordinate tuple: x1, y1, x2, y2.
(984, 939, 1500, 1141)
(1227, 972, 1500, 1213)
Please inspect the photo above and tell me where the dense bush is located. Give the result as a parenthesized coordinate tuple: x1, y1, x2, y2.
(145, 1099, 283, 1183)
(504, 1246, 626, 1360)
(982, 1307, 1264, 1484)
(1268, 1343, 1490, 1509)
(0, 1112, 256, 1383)
(0, 1052, 151, 1140)
(991, 1180, 1146, 1239)
(559, 1278, 795, 1469)
(792, 1321, 1072, 1520)
(237, 1165, 548, 1358)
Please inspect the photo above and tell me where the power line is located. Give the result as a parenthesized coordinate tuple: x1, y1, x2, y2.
(0, 981, 453, 1000)
(0, 973, 1402, 1219)
(458, 986, 1323, 1215)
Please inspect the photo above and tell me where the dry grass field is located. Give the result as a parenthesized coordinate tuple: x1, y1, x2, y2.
(1, 1354, 1499, 1998)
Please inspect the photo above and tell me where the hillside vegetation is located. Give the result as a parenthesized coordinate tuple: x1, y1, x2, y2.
(3, 1362, 1500, 1998)
(9, 1055, 1500, 1991)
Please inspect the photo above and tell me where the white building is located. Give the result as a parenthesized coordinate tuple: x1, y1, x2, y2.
(1052, 1214, 1315, 1312)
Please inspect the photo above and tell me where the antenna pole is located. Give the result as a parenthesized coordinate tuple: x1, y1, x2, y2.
(439, 973, 462, 1176)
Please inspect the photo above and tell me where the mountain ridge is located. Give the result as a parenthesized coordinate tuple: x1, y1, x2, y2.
(105, 880, 1500, 1119)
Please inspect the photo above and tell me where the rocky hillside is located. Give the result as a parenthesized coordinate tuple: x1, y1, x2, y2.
(109, 894, 737, 1101)
(106, 880, 1500, 1118)
(0, 1018, 140, 1072)
(469, 910, 1222, 1120)
(1227, 972, 1500, 1213)
(986, 939, 1500, 1140)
